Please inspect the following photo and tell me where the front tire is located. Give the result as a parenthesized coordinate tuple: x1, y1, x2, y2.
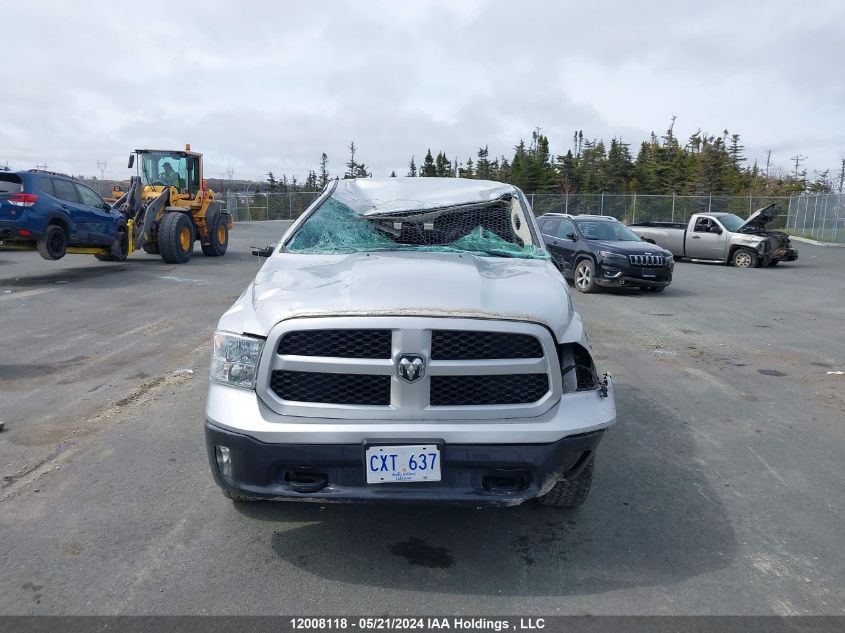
(574, 259, 598, 293)
(732, 248, 758, 268)
(37, 225, 68, 261)
(537, 458, 594, 507)
(158, 212, 194, 264)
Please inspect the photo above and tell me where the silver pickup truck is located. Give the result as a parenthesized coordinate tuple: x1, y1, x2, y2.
(204, 178, 616, 507)
(629, 204, 798, 268)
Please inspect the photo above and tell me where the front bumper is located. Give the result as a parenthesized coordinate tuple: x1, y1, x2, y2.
(595, 260, 673, 288)
(205, 421, 604, 505)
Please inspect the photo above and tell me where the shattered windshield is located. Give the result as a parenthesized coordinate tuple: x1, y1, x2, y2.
(286, 195, 549, 259)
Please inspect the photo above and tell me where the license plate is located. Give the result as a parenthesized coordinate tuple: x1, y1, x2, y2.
(365, 444, 441, 484)
(641, 268, 657, 277)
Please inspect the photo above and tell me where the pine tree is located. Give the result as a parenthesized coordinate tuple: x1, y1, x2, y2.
(476, 146, 491, 180)
(266, 171, 278, 193)
(422, 149, 436, 177)
(344, 142, 357, 179)
(390, 170, 397, 177)
(407, 156, 417, 177)
(319, 153, 329, 188)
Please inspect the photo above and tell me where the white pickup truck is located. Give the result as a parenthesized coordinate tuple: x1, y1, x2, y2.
(629, 204, 798, 268)
(204, 178, 616, 507)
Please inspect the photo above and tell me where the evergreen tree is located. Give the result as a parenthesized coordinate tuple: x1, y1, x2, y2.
(344, 142, 357, 179)
(421, 149, 436, 177)
(390, 170, 397, 177)
(266, 171, 278, 193)
(407, 156, 417, 177)
(476, 146, 491, 180)
(319, 153, 329, 188)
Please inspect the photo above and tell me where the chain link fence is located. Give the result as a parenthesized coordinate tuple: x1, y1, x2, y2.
(222, 191, 321, 222)
(219, 190, 845, 244)
(785, 194, 845, 243)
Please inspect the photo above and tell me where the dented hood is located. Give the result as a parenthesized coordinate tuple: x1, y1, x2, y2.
(218, 251, 582, 343)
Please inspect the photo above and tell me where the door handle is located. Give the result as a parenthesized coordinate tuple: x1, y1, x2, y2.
(691, 235, 701, 239)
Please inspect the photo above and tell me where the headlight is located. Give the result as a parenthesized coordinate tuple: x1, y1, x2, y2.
(598, 250, 627, 262)
(665, 253, 674, 262)
(210, 331, 265, 389)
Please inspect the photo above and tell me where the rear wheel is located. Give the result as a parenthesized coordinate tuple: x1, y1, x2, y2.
(201, 215, 229, 257)
(158, 212, 194, 264)
(142, 242, 160, 254)
(732, 248, 758, 268)
(37, 225, 68, 261)
(574, 259, 598, 293)
(537, 458, 594, 507)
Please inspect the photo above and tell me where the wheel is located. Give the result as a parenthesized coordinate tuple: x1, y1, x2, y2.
(142, 242, 160, 254)
(221, 489, 258, 502)
(95, 230, 129, 262)
(732, 248, 758, 268)
(201, 215, 229, 257)
(573, 259, 598, 293)
(158, 212, 194, 264)
(36, 225, 68, 261)
(537, 458, 594, 507)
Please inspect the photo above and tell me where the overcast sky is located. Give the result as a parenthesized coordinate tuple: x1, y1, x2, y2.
(2, 0, 844, 184)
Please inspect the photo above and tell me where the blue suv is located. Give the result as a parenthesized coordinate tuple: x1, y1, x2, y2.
(0, 169, 128, 261)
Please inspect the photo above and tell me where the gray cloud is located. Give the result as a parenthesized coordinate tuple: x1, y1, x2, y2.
(1, 0, 843, 182)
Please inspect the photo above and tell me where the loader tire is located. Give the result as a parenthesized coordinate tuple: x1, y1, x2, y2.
(158, 212, 194, 264)
(95, 230, 129, 262)
(201, 215, 229, 257)
(142, 242, 160, 255)
(37, 225, 68, 261)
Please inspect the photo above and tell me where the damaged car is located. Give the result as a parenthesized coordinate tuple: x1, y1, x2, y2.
(204, 178, 616, 507)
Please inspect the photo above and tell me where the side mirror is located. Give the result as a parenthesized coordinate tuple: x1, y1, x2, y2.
(566, 232, 577, 241)
(127, 154, 135, 169)
(711, 226, 723, 234)
(251, 244, 275, 258)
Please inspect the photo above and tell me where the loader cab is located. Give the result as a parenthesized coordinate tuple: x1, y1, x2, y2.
(135, 149, 202, 198)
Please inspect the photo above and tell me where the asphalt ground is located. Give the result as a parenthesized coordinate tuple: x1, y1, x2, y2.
(0, 222, 843, 615)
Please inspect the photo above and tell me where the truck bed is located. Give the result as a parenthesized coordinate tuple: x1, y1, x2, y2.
(628, 221, 687, 230)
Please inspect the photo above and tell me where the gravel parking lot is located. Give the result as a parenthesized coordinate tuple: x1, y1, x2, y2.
(1, 222, 843, 615)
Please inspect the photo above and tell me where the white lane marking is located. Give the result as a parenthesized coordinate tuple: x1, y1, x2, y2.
(0, 287, 57, 302)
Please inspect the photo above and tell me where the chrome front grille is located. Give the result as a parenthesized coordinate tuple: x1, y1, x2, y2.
(629, 253, 665, 266)
(259, 317, 561, 420)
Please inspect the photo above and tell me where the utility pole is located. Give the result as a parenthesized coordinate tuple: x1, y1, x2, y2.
(36, 162, 48, 171)
(765, 150, 772, 179)
(96, 159, 107, 181)
(791, 154, 806, 179)
(838, 159, 845, 194)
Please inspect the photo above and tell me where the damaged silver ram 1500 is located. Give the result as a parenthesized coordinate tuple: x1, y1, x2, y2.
(204, 178, 616, 507)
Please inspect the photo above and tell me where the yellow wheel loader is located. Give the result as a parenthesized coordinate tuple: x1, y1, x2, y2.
(111, 145, 233, 264)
